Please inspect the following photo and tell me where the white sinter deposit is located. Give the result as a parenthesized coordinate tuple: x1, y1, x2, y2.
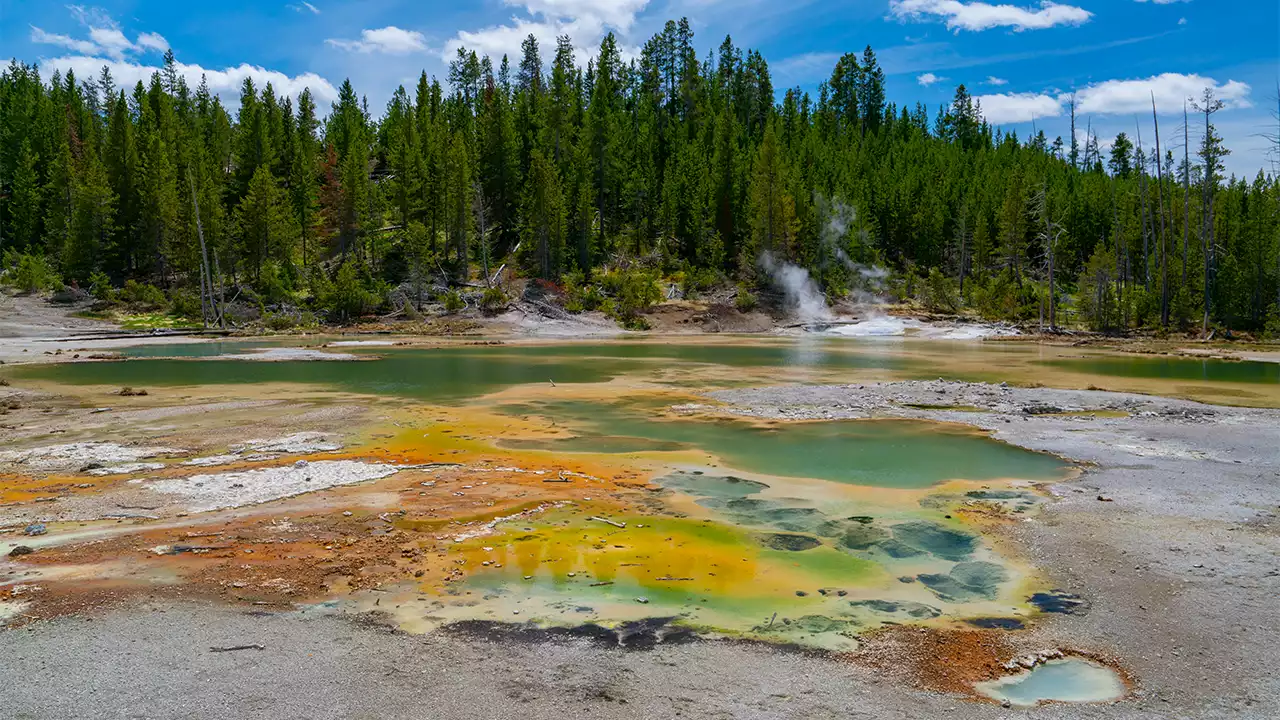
(0, 442, 184, 472)
(146, 460, 404, 512)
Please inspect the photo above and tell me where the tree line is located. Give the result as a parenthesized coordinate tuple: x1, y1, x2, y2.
(0, 18, 1277, 334)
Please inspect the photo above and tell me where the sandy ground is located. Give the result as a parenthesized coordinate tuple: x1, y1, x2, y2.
(0, 597, 1210, 720)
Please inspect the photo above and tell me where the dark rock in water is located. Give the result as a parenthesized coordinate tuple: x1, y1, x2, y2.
(919, 561, 1009, 602)
(23, 523, 47, 537)
(756, 615, 859, 636)
(965, 489, 1027, 500)
(848, 599, 941, 619)
(8, 545, 34, 557)
(875, 539, 925, 559)
(657, 471, 769, 499)
(444, 617, 696, 650)
(846, 516, 875, 525)
(1021, 405, 1063, 415)
(758, 507, 826, 533)
(1029, 590, 1090, 615)
(763, 533, 821, 552)
(965, 617, 1025, 630)
(837, 525, 889, 551)
(891, 521, 977, 561)
(795, 590, 808, 597)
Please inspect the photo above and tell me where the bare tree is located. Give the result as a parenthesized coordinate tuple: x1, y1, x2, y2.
(953, 206, 971, 296)
(1192, 88, 1228, 335)
(1068, 94, 1079, 170)
(1032, 183, 1066, 331)
(472, 181, 493, 286)
(1152, 94, 1170, 327)
(1182, 100, 1192, 288)
(1135, 123, 1152, 290)
(1265, 84, 1280, 311)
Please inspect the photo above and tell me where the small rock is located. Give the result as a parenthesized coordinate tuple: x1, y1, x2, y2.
(8, 545, 34, 557)
(23, 523, 47, 537)
(795, 590, 808, 597)
(635, 597, 649, 604)
(295, 459, 309, 468)
(1097, 495, 1114, 502)
(342, 511, 353, 517)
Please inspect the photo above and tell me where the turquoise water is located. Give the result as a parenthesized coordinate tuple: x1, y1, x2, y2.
(974, 658, 1126, 707)
(17, 342, 911, 403)
(1043, 355, 1279, 384)
(498, 399, 1069, 488)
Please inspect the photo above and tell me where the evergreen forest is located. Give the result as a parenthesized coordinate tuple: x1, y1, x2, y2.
(1, 19, 1277, 335)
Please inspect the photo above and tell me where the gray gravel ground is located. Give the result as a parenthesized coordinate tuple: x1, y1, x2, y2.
(0, 599, 1243, 720)
(2, 380, 1277, 719)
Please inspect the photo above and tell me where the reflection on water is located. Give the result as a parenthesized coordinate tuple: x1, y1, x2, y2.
(1042, 355, 1280, 384)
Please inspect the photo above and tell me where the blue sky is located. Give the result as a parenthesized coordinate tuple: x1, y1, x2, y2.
(3, 1, 1277, 177)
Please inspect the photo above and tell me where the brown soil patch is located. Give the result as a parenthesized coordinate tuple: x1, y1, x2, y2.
(851, 625, 1016, 696)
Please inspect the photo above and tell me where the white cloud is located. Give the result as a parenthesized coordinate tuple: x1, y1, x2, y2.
(889, 0, 1093, 32)
(40, 54, 338, 104)
(986, 75, 1008, 85)
(976, 92, 1063, 123)
(302, 1, 321, 13)
(1134, 1, 1190, 4)
(443, 0, 649, 65)
(975, 72, 1252, 126)
(1178, 17, 1187, 25)
(32, 8, 169, 61)
(30, 26, 98, 55)
(918, 72, 945, 86)
(513, 0, 648, 29)
(88, 27, 135, 60)
(135, 32, 170, 53)
(327, 26, 429, 54)
(1073, 73, 1251, 115)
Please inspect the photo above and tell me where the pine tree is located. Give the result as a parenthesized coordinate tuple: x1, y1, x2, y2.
(522, 149, 566, 279)
(8, 139, 42, 249)
(747, 120, 797, 264)
(236, 165, 298, 283)
(66, 149, 116, 281)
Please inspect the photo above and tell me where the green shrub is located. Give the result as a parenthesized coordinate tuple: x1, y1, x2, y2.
(612, 269, 661, 317)
(735, 283, 757, 312)
(324, 262, 377, 321)
(563, 271, 605, 313)
(679, 267, 719, 299)
(87, 271, 117, 303)
(440, 289, 465, 313)
(121, 280, 167, 309)
(922, 268, 959, 313)
(257, 262, 294, 304)
(1264, 306, 1280, 341)
(480, 287, 508, 312)
(263, 310, 317, 331)
(5, 253, 61, 293)
(168, 290, 202, 319)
